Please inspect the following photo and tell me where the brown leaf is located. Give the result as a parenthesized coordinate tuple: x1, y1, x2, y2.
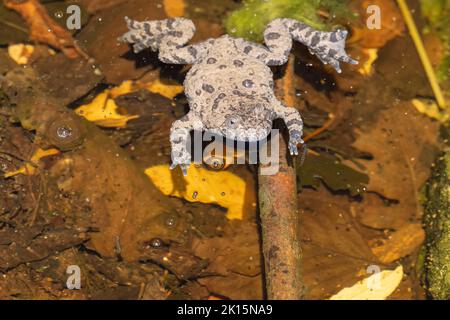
(75, 0, 167, 84)
(2, 68, 184, 261)
(32, 52, 103, 105)
(0, 225, 86, 271)
(193, 220, 263, 299)
(371, 223, 425, 263)
(140, 244, 208, 280)
(299, 188, 383, 299)
(3, 0, 86, 59)
(349, 0, 405, 48)
(351, 102, 440, 229)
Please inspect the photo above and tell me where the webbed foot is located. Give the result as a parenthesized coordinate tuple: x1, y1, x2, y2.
(309, 30, 358, 73)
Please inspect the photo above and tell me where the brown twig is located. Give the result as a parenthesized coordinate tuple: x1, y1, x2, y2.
(303, 113, 335, 142)
(258, 56, 304, 300)
(3, 0, 88, 59)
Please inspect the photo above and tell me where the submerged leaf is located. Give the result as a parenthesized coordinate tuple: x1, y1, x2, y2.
(330, 265, 403, 300)
(75, 79, 183, 127)
(145, 79, 184, 99)
(4, 148, 60, 178)
(75, 90, 139, 128)
(371, 224, 425, 264)
(412, 98, 449, 122)
(358, 48, 378, 76)
(145, 165, 256, 220)
(298, 152, 368, 196)
(7, 43, 34, 65)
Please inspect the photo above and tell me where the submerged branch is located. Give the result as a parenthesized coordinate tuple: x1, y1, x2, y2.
(258, 57, 304, 300)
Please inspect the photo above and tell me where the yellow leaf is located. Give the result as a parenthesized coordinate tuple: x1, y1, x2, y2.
(330, 265, 403, 300)
(358, 48, 378, 76)
(109, 80, 136, 98)
(4, 148, 60, 178)
(75, 79, 184, 127)
(144, 79, 184, 99)
(412, 98, 449, 122)
(8, 44, 34, 65)
(145, 165, 252, 220)
(75, 90, 139, 128)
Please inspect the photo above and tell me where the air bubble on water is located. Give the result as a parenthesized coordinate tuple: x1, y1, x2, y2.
(192, 191, 198, 199)
(54, 11, 64, 19)
(149, 238, 163, 248)
(165, 216, 176, 226)
(56, 126, 72, 139)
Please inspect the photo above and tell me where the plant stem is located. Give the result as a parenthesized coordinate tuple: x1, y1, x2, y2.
(396, 0, 447, 109)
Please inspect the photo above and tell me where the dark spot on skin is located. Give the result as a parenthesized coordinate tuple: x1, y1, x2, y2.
(167, 18, 175, 28)
(167, 30, 183, 37)
(267, 59, 281, 66)
(188, 46, 197, 58)
(291, 22, 307, 32)
(289, 129, 302, 139)
(244, 46, 253, 54)
(189, 68, 198, 77)
(317, 46, 327, 54)
(195, 90, 201, 95)
(202, 84, 214, 93)
(233, 60, 243, 67)
(310, 33, 320, 47)
(172, 137, 184, 143)
(219, 65, 227, 69)
(266, 32, 280, 40)
(242, 79, 253, 88)
(143, 23, 151, 34)
(207, 57, 217, 64)
(172, 54, 186, 63)
(330, 31, 338, 42)
(212, 93, 226, 110)
(233, 90, 246, 97)
(166, 40, 178, 47)
(328, 49, 337, 57)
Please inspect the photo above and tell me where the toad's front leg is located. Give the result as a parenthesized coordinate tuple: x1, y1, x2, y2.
(272, 99, 305, 157)
(119, 17, 209, 64)
(170, 111, 203, 175)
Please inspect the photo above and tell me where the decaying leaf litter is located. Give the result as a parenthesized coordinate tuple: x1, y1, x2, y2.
(0, 0, 448, 300)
